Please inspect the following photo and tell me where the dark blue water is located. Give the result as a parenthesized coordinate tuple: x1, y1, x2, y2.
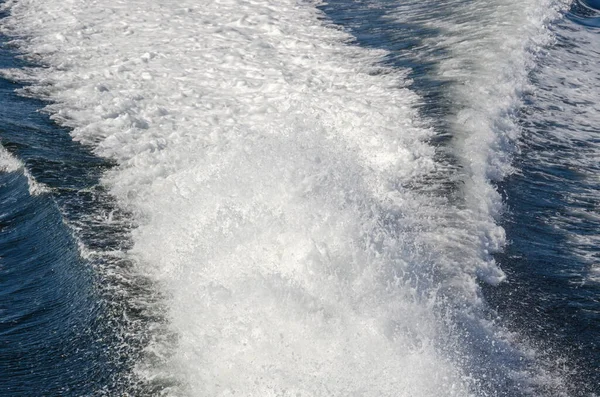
(489, 2, 600, 393)
(569, 0, 600, 27)
(1, 1, 599, 396)
(0, 29, 162, 395)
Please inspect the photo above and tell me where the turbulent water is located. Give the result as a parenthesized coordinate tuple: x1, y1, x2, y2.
(0, 0, 598, 396)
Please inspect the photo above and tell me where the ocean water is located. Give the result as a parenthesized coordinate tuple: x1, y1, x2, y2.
(0, 0, 598, 396)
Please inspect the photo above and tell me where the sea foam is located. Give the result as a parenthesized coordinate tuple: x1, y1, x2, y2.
(0, 0, 571, 395)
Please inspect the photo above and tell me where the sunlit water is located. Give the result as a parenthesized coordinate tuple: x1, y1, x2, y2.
(0, 0, 598, 396)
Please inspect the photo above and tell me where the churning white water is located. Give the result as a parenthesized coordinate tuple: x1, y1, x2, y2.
(0, 0, 572, 395)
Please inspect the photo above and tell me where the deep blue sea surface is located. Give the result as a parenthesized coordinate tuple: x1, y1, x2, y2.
(1, 0, 599, 396)
(0, 16, 158, 395)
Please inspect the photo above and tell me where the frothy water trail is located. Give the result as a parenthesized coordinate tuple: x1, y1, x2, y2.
(0, 0, 577, 395)
(387, 0, 568, 219)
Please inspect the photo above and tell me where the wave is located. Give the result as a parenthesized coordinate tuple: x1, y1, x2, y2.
(0, 0, 574, 395)
(485, 3, 600, 391)
(531, 9, 600, 285)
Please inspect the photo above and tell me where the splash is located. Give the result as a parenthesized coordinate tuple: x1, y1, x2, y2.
(0, 0, 573, 395)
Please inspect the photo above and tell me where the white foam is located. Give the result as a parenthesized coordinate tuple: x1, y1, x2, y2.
(0, 0, 571, 394)
(0, 144, 50, 195)
(0, 144, 21, 173)
(391, 0, 569, 262)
